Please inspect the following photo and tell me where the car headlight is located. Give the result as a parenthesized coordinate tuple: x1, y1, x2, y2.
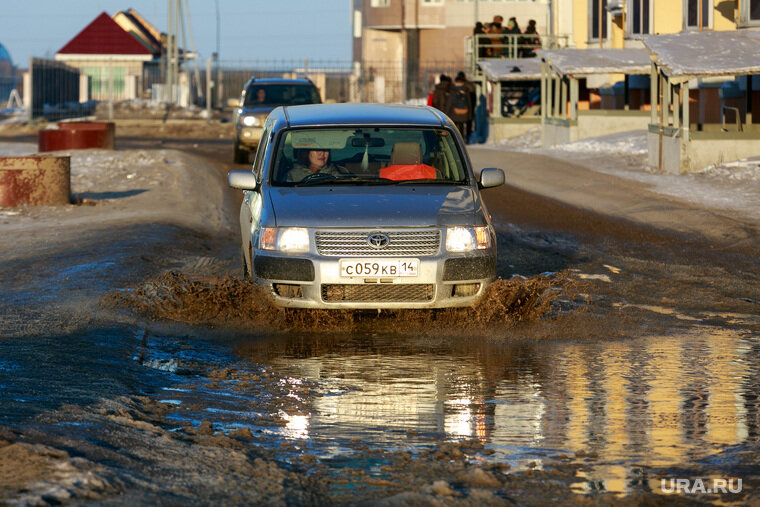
(241, 115, 260, 127)
(446, 226, 491, 252)
(260, 227, 310, 253)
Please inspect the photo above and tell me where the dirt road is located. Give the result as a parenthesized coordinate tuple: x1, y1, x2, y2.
(0, 131, 758, 505)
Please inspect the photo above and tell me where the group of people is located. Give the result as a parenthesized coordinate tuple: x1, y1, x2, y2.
(427, 71, 482, 143)
(474, 16, 540, 58)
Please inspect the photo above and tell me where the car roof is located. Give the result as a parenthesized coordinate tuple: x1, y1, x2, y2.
(247, 78, 314, 85)
(280, 103, 448, 128)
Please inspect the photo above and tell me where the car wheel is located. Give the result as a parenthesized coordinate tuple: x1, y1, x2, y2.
(233, 143, 248, 164)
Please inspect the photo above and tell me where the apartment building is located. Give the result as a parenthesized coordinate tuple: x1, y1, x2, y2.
(553, 0, 759, 50)
(351, 0, 550, 100)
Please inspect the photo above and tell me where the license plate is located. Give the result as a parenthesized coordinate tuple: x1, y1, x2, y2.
(340, 259, 418, 277)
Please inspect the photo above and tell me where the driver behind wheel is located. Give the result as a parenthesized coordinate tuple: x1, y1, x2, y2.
(286, 148, 349, 182)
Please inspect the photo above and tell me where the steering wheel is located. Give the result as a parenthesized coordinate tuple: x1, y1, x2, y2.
(300, 172, 337, 184)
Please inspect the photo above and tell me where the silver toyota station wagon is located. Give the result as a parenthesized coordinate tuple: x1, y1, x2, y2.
(227, 103, 505, 309)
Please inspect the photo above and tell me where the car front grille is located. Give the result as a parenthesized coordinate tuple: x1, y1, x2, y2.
(315, 230, 440, 257)
(321, 284, 435, 303)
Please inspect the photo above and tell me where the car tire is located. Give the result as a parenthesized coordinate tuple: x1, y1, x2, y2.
(234, 143, 248, 164)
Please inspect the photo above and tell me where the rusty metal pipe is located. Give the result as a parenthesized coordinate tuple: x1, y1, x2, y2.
(0, 156, 71, 207)
(38, 122, 115, 152)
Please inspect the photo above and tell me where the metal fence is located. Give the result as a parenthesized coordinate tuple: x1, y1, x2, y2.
(212, 59, 465, 106)
(464, 33, 570, 75)
(16, 57, 471, 121)
(28, 58, 96, 121)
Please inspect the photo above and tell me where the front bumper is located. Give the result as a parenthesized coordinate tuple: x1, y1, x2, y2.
(237, 126, 264, 148)
(252, 250, 496, 309)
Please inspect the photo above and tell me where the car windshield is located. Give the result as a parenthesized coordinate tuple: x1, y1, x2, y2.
(270, 127, 468, 186)
(243, 84, 321, 107)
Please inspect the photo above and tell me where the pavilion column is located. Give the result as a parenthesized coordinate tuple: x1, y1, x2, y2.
(650, 59, 658, 125)
(570, 77, 579, 121)
(541, 59, 548, 121)
(747, 74, 753, 126)
(663, 75, 671, 127)
(554, 74, 561, 118)
(683, 80, 690, 142)
(561, 77, 568, 117)
(493, 81, 503, 118)
(673, 83, 680, 130)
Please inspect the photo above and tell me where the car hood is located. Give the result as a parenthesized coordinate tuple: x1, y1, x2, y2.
(241, 105, 276, 116)
(269, 186, 481, 227)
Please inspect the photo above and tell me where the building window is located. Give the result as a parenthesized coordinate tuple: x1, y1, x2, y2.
(628, 0, 650, 35)
(740, 0, 760, 25)
(422, 0, 443, 4)
(370, 0, 390, 7)
(589, 0, 608, 41)
(684, 0, 712, 29)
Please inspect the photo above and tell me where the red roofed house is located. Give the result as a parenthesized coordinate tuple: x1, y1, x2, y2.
(54, 11, 161, 101)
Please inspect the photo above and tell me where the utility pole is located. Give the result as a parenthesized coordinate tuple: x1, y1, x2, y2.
(401, 0, 406, 102)
(166, 0, 174, 102)
(216, 0, 222, 109)
(183, 0, 203, 105)
(164, 0, 198, 106)
(206, 57, 212, 121)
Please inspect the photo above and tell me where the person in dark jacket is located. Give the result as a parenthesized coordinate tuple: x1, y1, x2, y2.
(456, 71, 477, 142)
(473, 22, 488, 58)
(503, 18, 521, 57)
(446, 73, 474, 139)
(431, 75, 452, 114)
(520, 19, 541, 57)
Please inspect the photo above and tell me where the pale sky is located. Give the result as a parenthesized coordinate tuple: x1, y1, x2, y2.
(0, 0, 352, 67)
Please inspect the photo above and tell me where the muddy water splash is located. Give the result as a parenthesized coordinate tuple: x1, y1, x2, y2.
(104, 272, 583, 333)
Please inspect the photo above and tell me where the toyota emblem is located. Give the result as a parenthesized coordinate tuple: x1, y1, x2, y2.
(366, 232, 390, 249)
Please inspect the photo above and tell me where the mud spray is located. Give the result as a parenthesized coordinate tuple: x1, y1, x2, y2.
(104, 272, 584, 333)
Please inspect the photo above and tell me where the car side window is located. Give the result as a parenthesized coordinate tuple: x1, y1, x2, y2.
(252, 123, 272, 182)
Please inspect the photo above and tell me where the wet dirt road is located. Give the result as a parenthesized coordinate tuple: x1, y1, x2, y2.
(1, 133, 759, 504)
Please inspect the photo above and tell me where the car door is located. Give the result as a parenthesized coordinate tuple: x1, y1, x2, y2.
(240, 120, 272, 267)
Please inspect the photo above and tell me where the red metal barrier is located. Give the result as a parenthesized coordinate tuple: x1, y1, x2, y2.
(0, 156, 71, 207)
(38, 122, 115, 152)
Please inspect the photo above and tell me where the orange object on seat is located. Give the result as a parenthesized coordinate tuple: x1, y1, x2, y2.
(380, 163, 436, 181)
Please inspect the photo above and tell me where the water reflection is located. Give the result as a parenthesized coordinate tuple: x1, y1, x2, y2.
(235, 327, 758, 494)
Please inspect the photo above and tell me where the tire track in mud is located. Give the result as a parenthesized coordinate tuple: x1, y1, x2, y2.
(103, 272, 587, 334)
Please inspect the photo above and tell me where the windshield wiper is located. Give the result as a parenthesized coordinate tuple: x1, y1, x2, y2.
(294, 177, 395, 187)
(395, 179, 463, 185)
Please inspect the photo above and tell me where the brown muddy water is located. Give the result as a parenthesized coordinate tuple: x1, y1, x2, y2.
(229, 327, 759, 495)
(99, 268, 760, 501)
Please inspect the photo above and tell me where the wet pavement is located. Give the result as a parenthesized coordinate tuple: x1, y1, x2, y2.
(233, 326, 760, 495)
(4, 322, 755, 500)
(1, 136, 759, 504)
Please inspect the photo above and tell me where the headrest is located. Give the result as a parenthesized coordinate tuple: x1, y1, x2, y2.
(390, 142, 422, 165)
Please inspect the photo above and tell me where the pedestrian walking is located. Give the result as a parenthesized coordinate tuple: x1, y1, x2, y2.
(431, 74, 452, 114)
(446, 73, 474, 139)
(456, 71, 477, 142)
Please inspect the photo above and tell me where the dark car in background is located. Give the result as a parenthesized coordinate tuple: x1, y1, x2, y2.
(232, 78, 322, 163)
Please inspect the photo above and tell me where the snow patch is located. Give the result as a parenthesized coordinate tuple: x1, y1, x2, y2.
(492, 129, 760, 222)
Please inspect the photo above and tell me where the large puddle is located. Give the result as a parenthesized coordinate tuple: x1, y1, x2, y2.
(229, 327, 759, 495)
(100, 272, 760, 495)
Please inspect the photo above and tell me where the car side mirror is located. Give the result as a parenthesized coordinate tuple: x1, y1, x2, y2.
(478, 168, 505, 189)
(228, 170, 257, 190)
